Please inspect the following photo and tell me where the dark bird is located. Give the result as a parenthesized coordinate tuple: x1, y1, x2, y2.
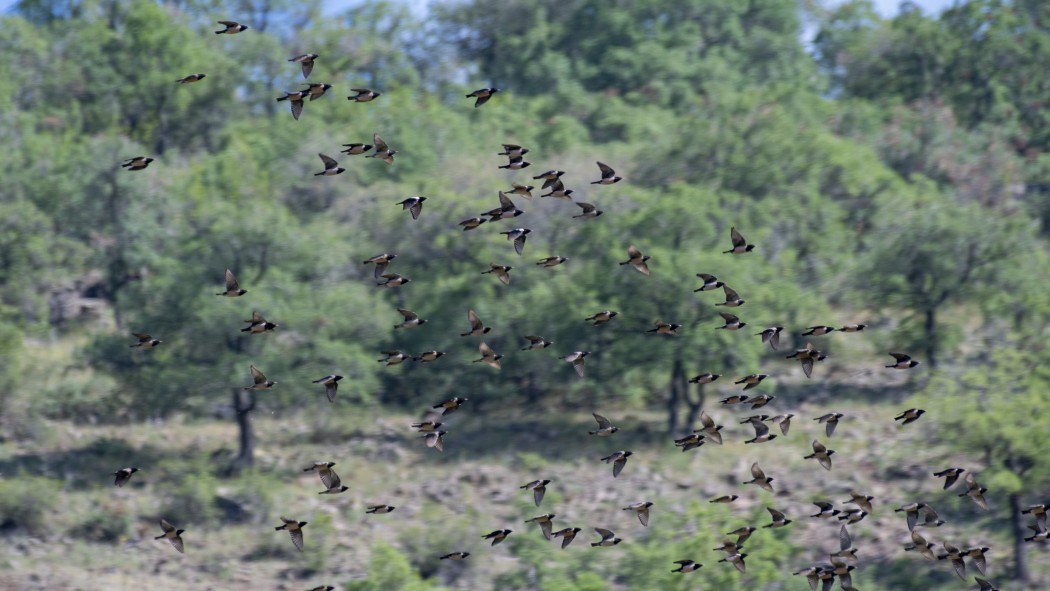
(498, 144, 529, 158)
(919, 503, 946, 528)
(939, 543, 967, 580)
(802, 325, 836, 336)
(975, 577, 1000, 591)
(275, 517, 308, 552)
(176, 74, 206, 84)
(1025, 522, 1049, 542)
(689, 373, 721, 385)
(715, 312, 746, 330)
(844, 490, 874, 514)
(113, 467, 140, 487)
(744, 418, 777, 444)
(377, 273, 410, 288)
(314, 153, 344, 176)
(716, 285, 745, 307)
(129, 332, 162, 348)
(723, 227, 754, 254)
(440, 552, 470, 560)
(964, 546, 990, 575)
(215, 20, 248, 34)
(537, 256, 568, 267)
(155, 519, 185, 553)
(804, 440, 835, 470)
(734, 374, 767, 390)
(591, 527, 622, 547)
(461, 309, 490, 336)
(564, 351, 590, 377)
(694, 273, 725, 292)
(246, 365, 276, 390)
(510, 182, 534, 198)
(647, 321, 681, 335)
(411, 420, 443, 433)
(894, 408, 926, 425)
(719, 552, 748, 573)
(601, 450, 633, 478)
(1022, 504, 1048, 528)
(432, 397, 468, 415)
(671, 560, 702, 573)
(396, 196, 426, 219)
(121, 156, 153, 171)
(810, 501, 840, 519)
(960, 473, 989, 510)
(362, 253, 397, 279)
(482, 529, 513, 546)
(815, 413, 844, 437)
(886, 352, 920, 369)
(748, 394, 776, 409)
(533, 169, 565, 189)
(303, 461, 340, 489)
(521, 335, 553, 351)
(786, 342, 827, 378)
(473, 342, 503, 369)
(466, 87, 500, 107)
(289, 53, 318, 78)
(623, 501, 653, 526)
(394, 308, 427, 329)
(933, 467, 965, 490)
(573, 201, 603, 219)
(524, 514, 557, 540)
(365, 505, 396, 514)
(241, 311, 278, 334)
(619, 244, 651, 276)
(839, 323, 867, 332)
(423, 430, 447, 451)
(552, 527, 581, 548)
(481, 263, 512, 285)
(378, 350, 408, 365)
(744, 462, 774, 492)
(720, 394, 750, 405)
(459, 216, 487, 231)
(413, 350, 445, 363)
(498, 156, 531, 170)
(589, 412, 619, 436)
(520, 479, 551, 507)
(771, 413, 794, 435)
(347, 88, 381, 102)
(539, 180, 573, 200)
(302, 82, 332, 100)
(591, 161, 622, 184)
(312, 375, 342, 403)
(276, 90, 308, 120)
(673, 433, 705, 452)
(585, 310, 618, 326)
(755, 326, 783, 350)
(488, 191, 525, 220)
(341, 142, 373, 155)
(896, 503, 936, 531)
(764, 507, 792, 528)
(710, 495, 739, 504)
(368, 133, 396, 164)
(500, 228, 532, 255)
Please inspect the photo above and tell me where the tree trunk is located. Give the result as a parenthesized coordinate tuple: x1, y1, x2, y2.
(923, 307, 937, 368)
(1010, 492, 1031, 583)
(683, 384, 706, 433)
(667, 355, 689, 434)
(231, 388, 255, 474)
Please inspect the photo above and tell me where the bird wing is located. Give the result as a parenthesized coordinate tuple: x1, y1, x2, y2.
(730, 227, 746, 247)
(637, 507, 650, 526)
(533, 487, 545, 507)
(812, 440, 827, 453)
(398, 308, 418, 320)
(250, 365, 266, 384)
(224, 268, 240, 291)
(513, 234, 527, 255)
(801, 357, 814, 378)
(409, 200, 423, 219)
(767, 507, 786, 521)
(719, 312, 740, 323)
(596, 161, 615, 177)
(723, 285, 740, 301)
(539, 520, 553, 539)
(288, 529, 304, 552)
(467, 309, 483, 330)
(573, 358, 586, 377)
(160, 519, 175, 533)
(593, 413, 612, 429)
(627, 244, 642, 259)
(318, 153, 338, 169)
(752, 421, 769, 438)
(324, 382, 338, 403)
(839, 524, 852, 550)
(498, 191, 514, 210)
(372, 133, 388, 152)
(479, 342, 496, 358)
(889, 352, 911, 362)
(218, 20, 239, 26)
(594, 527, 614, 539)
(750, 462, 766, 480)
(612, 456, 627, 477)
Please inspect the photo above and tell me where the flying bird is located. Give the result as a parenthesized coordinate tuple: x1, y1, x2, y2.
(423, 430, 447, 451)
(803, 325, 836, 336)
(815, 412, 844, 437)
(311, 375, 342, 403)
(466, 87, 500, 107)
(716, 285, 745, 307)
(347, 88, 381, 102)
(413, 350, 445, 363)
(520, 479, 551, 507)
(314, 153, 344, 176)
(215, 20, 248, 34)
(886, 352, 920, 369)
(113, 467, 140, 487)
(723, 227, 754, 254)
(378, 350, 408, 365)
(377, 273, 410, 288)
(591, 527, 622, 547)
(694, 273, 725, 292)
(524, 514, 557, 540)
(715, 312, 746, 330)
(275, 517, 308, 552)
(521, 335, 553, 350)
(129, 332, 161, 348)
(176, 74, 206, 84)
(362, 253, 397, 278)
(734, 374, 767, 390)
(572, 201, 603, 219)
(744, 462, 774, 492)
(498, 144, 529, 158)
(289, 53, 318, 78)
(302, 82, 332, 101)
(623, 501, 653, 526)
(564, 351, 590, 377)
(498, 156, 531, 170)
(960, 473, 989, 510)
(341, 142, 373, 155)
(394, 308, 427, 329)
(647, 321, 681, 335)
(619, 245, 651, 276)
(764, 507, 792, 528)
(368, 133, 396, 164)
(155, 519, 185, 553)
(533, 170, 565, 189)
(482, 529, 513, 546)
(276, 90, 308, 120)
(246, 365, 276, 390)
(432, 397, 468, 415)
(804, 440, 835, 470)
(500, 228, 532, 255)
(440, 552, 470, 560)
(537, 256, 568, 267)
(365, 505, 396, 514)
(601, 450, 633, 477)
(671, 560, 702, 573)
(396, 196, 426, 219)
(933, 467, 965, 490)
(121, 156, 153, 171)
(689, 373, 721, 385)
(585, 310, 618, 326)
(461, 309, 491, 336)
(481, 263, 512, 285)
(591, 161, 622, 184)
(473, 342, 503, 369)
(894, 408, 926, 425)
(241, 311, 278, 334)
(589, 412, 619, 436)
(755, 326, 782, 350)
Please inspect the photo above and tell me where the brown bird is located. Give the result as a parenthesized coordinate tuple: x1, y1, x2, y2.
(155, 519, 185, 553)
(695, 410, 724, 444)
(520, 479, 551, 507)
(461, 309, 491, 336)
(533, 169, 565, 189)
(933, 467, 965, 490)
(619, 244, 651, 276)
(432, 397, 468, 415)
(473, 342, 503, 369)
(734, 374, 767, 390)
(521, 335, 553, 351)
(129, 332, 162, 348)
(121, 156, 153, 171)
(241, 311, 278, 334)
(804, 440, 835, 470)
(601, 450, 633, 478)
(314, 153, 344, 176)
(715, 312, 746, 330)
(312, 375, 342, 403)
(591, 161, 622, 184)
(176, 74, 206, 84)
(744, 462, 774, 492)
(378, 350, 408, 365)
(275, 517, 308, 552)
(394, 308, 427, 329)
(886, 352, 920, 369)
(482, 529, 513, 546)
(481, 263, 512, 285)
(215, 20, 248, 34)
(368, 132, 396, 164)
(537, 255, 568, 267)
(755, 326, 783, 350)
(348, 88, 381, 102)
(510, 182, 534, 198)
(459, 216, 487, 231)
(113, 467, 140, 487)
(377, 273, 410, 288)
(894, 408, 926, 425)
(524, 513, 557, 540)
(498, 144, 529, 158)
(341, 142, 374, 155)
(723, 227, 754, 254)
(276, 90, 308, 120)
(960, 473, 989, 510)
(246, 365, 276, 390)
(289, 53, 318, 78)
(585, 310, 618, 326)
(396, 196, 427, 219)
(362, 253, 397, 278)
(302, 82, 332, 100)
(552, 527, 581, 549)
(815, 412, 844, 437)
(466, 87, 500, 107)
(647, 321, 681, 335)
(564, 351, 590, 377)
(623, 501, 654, 526)
(716, 285, 745, 307)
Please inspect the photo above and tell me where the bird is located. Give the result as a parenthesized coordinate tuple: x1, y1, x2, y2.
(302, 82, 332, 100)
(215, 20, 248, 34)
(619, 244, 651, 276)
(896, 502, 931, 531)
(933, 467, 965, 490)
(815, 412, 844, 437)
(723, 227, 754, 254)
(960, 473, 989, 509)
(770, 413, 794, 435)
(311, 375, 342, 403)
(473, 342, 502, 369)
(720, 394, 750, 405)
(786, 342, 827, 378)
(314, 153, 344, 176)
(1025, 522, 1049, 542)
(303, 461, 340, 488)
(461, 309, 491, 336)
(694, 273, 725, 292)
(1022, 504, 1048, 527)
(551, 527, 581, 549)
(591, 161, 622, 184)
(719, 552, 748, 573)
(533, 169, 565, 189)
(423, 430, 446, 451)
(710, 495, 739, 504)
(498, 156, 531, 170)
(844, 490, 875, 514)
(289, 53, 318, 78)
(601, 450, 632, 477)
(585, 310, 618, 326)
(539, 181, 573, 200)
(439, 552, 470, 560)
(589, 412, 619, 436)
(939, 543, 967, 580)
(964, 546, 990, 575)
(368, 133, 396, 164)
(466, 87, 500, 107)
(564, 351, 590, 377)
(894, 408, 926, 425)
(918, 503, 946, 528)
(155, 519, 185, 553)
(413, 350, 445, 363)
(378, 350, 408, 365)
(591, 527, 622, 547)
(481, 263, 512, 285)
(810, 501, 840, 519)
(482, 529, 512, 546)
(432, 397, 468, 415)
(275, 517, 308, 552)
(347, 88, 381, 102)
(509, 182, 534, 198)
(488, 191, 525, 220)
(744, 462, 774, 492)
(459, 216, 487, 231)
(520, 479, 551, 507)
(498, 144, 529, 158)
(839, 323, 867, 332)
(113, 467, 140, 487)
(176, 74, 206, 84)
(394, 308, 427, 329)
(671, 560, 702, 573)
(689, 373, 721, 385)
(647, 321, 681, 335)
(975, 577, 1000, 591)
(376, 273, 410, 288)
(744, 418, 777, 444)
(411, 420, 443, 432)
(246, 365, 276, 390)
(341, 142, 373, 155)
(362, 253, 397, 278)
(886, 352, 920, 369)
(537, 256, 568, 267)
(524, 514, 557, 540)
(396, 196, 426, 219)
(521, 335, 553, 350)
(319, 482, 349, 495)
(802, 325, 836, 336)
(500, 228, 531, 255)
(623, 501, 653, 526)
(748, 394, 775, 409)
(716, 285, 745, 307)
(572, 201, 603, 219)
(804, 440, 835, 470)
(755, 326, 783, 350)
(129, 332, 161, 348)
(241, 311, 278, 334)
(673, 433, 705, 452)
(906, 529, 937, 560)
(764, 507, 792, 528)
(365, 505, 396, 514)
(734, 374, 767, 390)
(276, 90, 308, 120)
(716, 312, 746, 330)
(695, 410, 724, 444)
(121, 156, 153, 171)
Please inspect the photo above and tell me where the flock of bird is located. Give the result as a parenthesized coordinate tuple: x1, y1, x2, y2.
(102, 19, 1041, 591)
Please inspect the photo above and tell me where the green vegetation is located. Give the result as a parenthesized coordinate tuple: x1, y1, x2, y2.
(0, 0, 1048, 589)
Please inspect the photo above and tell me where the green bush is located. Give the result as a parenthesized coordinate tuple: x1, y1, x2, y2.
(0, 477, 58, 536)
(70, 502, 131, 543)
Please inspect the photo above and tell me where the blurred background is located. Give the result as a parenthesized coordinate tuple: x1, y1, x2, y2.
(0, 0, 1048, 589)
